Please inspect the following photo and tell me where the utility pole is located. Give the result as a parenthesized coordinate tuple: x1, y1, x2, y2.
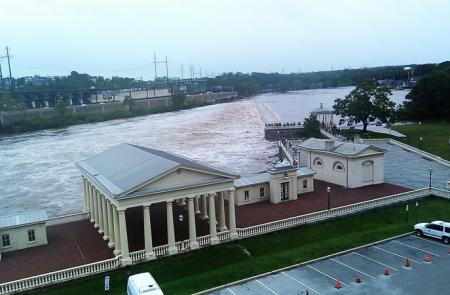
(165, 56, 169, 83)
(3, 47, 13, 91)
(180, 64, 184, 80)
(0, 61, 4, 89)
(153, 52, 158, 96)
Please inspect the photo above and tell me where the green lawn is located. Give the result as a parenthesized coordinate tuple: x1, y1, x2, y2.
(33, 197, 450, 295)
(391, 122, 450, 160)
(339, 122, 449, 160)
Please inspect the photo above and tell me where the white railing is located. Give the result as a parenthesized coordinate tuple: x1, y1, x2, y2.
(197, 235, 211, 246)
(0, 256, 121, 295)
(362, 138, 450, 167)
(237, 188, 431, 238)
(320, 129, 338, 140)
(129, 250, 146, 263)
(46, 212, 90, 226)
(153, 244, 169, 257)
(431, 187, 450, 198)
(278, 141, 294, 165)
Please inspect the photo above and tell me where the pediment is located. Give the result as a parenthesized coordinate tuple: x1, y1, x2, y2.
(136, 167, 234, 193)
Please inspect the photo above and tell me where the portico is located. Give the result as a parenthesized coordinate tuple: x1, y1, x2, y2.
(77, 143, 239, 264)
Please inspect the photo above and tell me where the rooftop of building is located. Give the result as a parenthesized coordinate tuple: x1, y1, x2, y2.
(296, 138, 384, 156)
(0, 210, 48, 230)
(234, 167, 316, 188)
(77, 143, 239, 198)
(310, 103, 333, 114)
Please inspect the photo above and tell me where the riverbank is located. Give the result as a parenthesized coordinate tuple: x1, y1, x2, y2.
(0, 100, 207, 136)
(34, 197, 450, 295)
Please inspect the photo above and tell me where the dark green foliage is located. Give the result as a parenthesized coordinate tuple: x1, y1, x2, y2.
(0, 92, 24, 111)
(171, 91, 186, 110)
(401, 68, 450, 120)
(122, 96, 136, 111)
(54, 99, 68, 117)
(334, 81, 395, 132)
(303, 114, 321, 137)
(235, 82, 260, 96)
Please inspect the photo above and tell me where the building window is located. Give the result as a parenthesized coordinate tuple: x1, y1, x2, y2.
(244, 190, 249, 201)
(28, 229, 36, 242)
(303, 179, 308, 189)
(333, 161, 345, 172)
(2, 234, 10, 247)
(313, 157, 323, 167)
(260, 187, 265, 198)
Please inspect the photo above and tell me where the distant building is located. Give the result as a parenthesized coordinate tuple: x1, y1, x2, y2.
(310, 103, 334, 130)
(0, 210, 48, 254)
(296, 138, 385, 188)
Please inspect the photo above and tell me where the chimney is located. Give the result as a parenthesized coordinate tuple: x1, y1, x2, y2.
(325, 139, 334, 151)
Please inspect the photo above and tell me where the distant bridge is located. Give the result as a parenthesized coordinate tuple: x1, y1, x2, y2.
(0, 89, 93, 108)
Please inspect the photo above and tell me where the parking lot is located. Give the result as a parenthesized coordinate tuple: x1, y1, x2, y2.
(206, 235, 450, 295)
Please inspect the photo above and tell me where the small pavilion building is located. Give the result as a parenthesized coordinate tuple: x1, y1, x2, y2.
(310, 103, 334, 130)
(77, 143, 239, 264)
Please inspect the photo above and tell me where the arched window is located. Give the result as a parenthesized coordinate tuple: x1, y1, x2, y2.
(333, 161, 345, 172)
(313, 157, 323, 167)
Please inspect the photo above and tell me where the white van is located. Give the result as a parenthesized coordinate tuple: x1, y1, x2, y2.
(127, 272, 164, 295)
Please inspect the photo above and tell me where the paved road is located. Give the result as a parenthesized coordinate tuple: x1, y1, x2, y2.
(207, 235, 450, 295)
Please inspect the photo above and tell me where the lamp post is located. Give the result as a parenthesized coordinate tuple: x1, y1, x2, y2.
(419, 137, 423, 150)
(429, 167, 433, 189)
(326, 186, 331, 211)
(178, 214, 184, 222)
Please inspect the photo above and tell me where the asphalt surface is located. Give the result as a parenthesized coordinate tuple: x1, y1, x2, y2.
(207, 235, 450, 295)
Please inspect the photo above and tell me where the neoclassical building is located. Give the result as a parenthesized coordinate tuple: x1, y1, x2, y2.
(77, 143, 239, 264)
(296, 138, 385, 188)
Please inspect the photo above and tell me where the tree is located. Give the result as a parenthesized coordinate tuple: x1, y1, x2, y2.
(0, 92, 24, 111)
(54, 99, 68, 116)
(401, 69, 450, 120)
(303, 114, 321, 138)
(122, 95, 135, 111)
(333, 81, 395, 133)
(171, 91, 186, 110)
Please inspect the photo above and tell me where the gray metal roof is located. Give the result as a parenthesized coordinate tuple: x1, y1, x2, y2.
(234, 173, 270, 188)
(297, 138, 384, 156)
(297, 167, 317, 176)
(77, 143, 239, 198)
(0, 210, 48, 230)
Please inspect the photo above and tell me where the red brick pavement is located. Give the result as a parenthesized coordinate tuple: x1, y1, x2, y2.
(235, 180, 410, 227)
(0, 219, 114, 283)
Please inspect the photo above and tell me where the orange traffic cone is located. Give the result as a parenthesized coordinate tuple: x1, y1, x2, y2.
(355, 275, 362, 283)
(424, 253, 430, 262)
(384, 268, 390, 276)
(405, 258, 411, 268)
(335, 279, 341, 289)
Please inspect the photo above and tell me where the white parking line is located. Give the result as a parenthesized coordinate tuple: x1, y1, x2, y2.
(330, 258, 377, 279)
(306, 265, 351, 287)
(281, 272, 322, 295)
(392, 240, 440, 257)
(412, 235, 450, 248)
(255, 279, 279, 295)
(352, 252, 399, 271)
(372, 245, 422, 264)
(227, 287, 237, 295)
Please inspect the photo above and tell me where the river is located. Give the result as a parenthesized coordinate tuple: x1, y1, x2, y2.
(0, 87, 411, 217)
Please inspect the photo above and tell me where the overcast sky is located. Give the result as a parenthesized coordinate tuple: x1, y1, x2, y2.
(1, 0, 449, 79)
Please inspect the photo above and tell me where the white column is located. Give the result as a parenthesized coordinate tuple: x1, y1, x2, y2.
(218, 191, 227, 231)
(200, 195, 209, 220)
(228, 189, 237, 239)
(102, 195, 109, 240)
(166, 201, 178, 255)
(118, 209, 131, 265)
(92, 186, 99, 228)
(82, 177, 88, 212)
(97, 191, 104, 234)
(208, 194, 219, 245)
(113, 206, 121, 256)
(188, 197, 199, 249)
(107, 200, 115, 248)
(143, 205, 155, 259)
(89, 183, 95, 223)
(194, 196, 201, 214)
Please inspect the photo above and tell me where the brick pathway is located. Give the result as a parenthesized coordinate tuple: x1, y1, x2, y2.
(0, 219, 113, 283)
(235, 180, 410, 227)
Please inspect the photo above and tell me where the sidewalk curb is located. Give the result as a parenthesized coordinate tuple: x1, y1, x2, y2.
(192, 231, 413, 294)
